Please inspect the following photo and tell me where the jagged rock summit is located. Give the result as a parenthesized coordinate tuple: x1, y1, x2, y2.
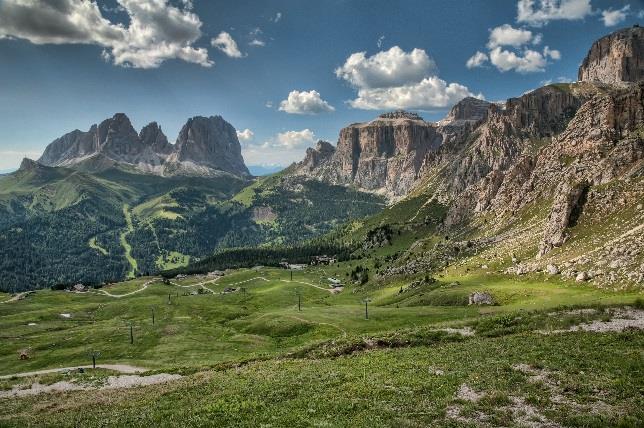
(38, 113, 250, 178)
(578, 25, 644, 84)
(292, 100, 493, 198)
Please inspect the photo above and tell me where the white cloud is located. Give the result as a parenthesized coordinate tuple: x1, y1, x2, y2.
(348, 77, 480, 110)
(271, 12, 282, 23)
(279, 90, 335, 115)
(468, 23, 560, 73)
(236, 128, 254, 142)
(265, 101, 273, 108)
(336, 46, 477, 110)
(487, 24, 539, 48)
(489, 46, 560, 73)
(517, 0, 592, 26)
(466, 51, 489, 68)
(0, 0, 212, 68)
(335, 46, 435, 89)
(211, 31, 244, 58)
(272, 129, 316, 149)
(249, 38, 265, 47)
(242, 129, 316, 166)
(543, 45, 560, 60)
(601, 5, 630, 27)
(377, 35, 385, 48)
(639, 10, 644, 19)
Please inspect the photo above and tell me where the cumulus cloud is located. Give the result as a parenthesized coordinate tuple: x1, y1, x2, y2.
(377, 35, 385, 48)
(335, 46, 435, 89)
(271, 12, 282, 23)
(488, 46, 559, 73)
(236, 128, 254, 142)
(601, 5, 630, 27)
(271, 129, 316, 149)
(211, 31, 244, 58)
(517, 0, 592, 26)
(466, 51, 489, 69)
(279, 90, 335, 115)
(242, 129, 317, 166)
(0, 0, 212, 68)
(468, 23, 560, 73)
(249, 38, 265, 47)
(336, 46, 477, 110)
(487, 24, 540, 48)
(347, 77, 480, 110)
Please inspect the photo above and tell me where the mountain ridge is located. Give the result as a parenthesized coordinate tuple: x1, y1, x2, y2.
(38, 113, 250, 178)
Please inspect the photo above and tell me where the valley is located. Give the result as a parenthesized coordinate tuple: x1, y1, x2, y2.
(0, 17, 642, 427)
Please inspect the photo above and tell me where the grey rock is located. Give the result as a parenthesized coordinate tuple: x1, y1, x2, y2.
(468, 292, 494, 305)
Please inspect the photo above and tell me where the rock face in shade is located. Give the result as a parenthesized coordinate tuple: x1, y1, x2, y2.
(578, 25, 644, 84)
(38, 113, 250, 177)
(167, 116, 250, 177)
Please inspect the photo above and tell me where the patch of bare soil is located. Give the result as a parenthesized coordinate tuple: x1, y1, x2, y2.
(0, 373, 181, 398)
(544, 308, 644, 334)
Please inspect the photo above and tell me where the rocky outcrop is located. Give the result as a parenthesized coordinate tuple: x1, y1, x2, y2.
(538, 181, 589, 257)
(299, 141, 335, 173)
(293, 110, 444, 197)
(167, 116, 249, 177)
(38, 114, 249, 177)
(440, 97, 491, 124)
(578, 25, 644, 84)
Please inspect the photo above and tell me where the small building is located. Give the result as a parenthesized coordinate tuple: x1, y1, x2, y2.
(311, 255, 337, 265)
(327, 277, 343, 288)
(207, 270, 225, 277)
(279, 260, 290, 269)
(289, 264, 307, 270)
(175, 274, 187, 279)
(72, 283, 87, 292)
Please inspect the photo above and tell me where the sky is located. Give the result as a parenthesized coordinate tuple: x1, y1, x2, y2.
(0, 0, 642, 171)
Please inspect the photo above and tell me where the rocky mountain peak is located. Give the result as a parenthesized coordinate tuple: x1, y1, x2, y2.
(298, 140, 336, 172)
(140, 122, 172, 155)
(37, 113, 250, 178)
(173, 115, 250, 176)
(578, 25, 644, 84)
(442, 97, 492, 123)
(18, 157, 40, 171)
(378, 111, 424, 120)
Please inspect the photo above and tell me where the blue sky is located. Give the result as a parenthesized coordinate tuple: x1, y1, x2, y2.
(0, 0, 642, 171)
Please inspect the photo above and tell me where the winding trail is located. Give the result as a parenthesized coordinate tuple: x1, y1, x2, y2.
(97, 279, 159, 298)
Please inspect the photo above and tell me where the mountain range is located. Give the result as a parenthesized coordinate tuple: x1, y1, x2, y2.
(38, 113, 250, 177)
(1, 26, 642, 291)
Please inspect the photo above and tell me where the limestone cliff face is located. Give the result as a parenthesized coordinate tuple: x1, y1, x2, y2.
(38, 114, 249, 177)
(294, 110, 461, 197)
(578, 26, 644, 84)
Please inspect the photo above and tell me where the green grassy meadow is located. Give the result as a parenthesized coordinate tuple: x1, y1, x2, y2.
(0, 265, 642, 426)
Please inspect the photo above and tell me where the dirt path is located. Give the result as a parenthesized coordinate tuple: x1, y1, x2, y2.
(97, 279, 159, 298)
(0, 364, 148, 380)
(0, 292, 30, 304)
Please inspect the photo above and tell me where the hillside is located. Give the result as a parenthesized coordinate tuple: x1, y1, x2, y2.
(281, 26, 644, 290)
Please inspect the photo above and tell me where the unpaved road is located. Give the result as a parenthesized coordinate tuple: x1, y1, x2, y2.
(97, 279, 159, 298)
